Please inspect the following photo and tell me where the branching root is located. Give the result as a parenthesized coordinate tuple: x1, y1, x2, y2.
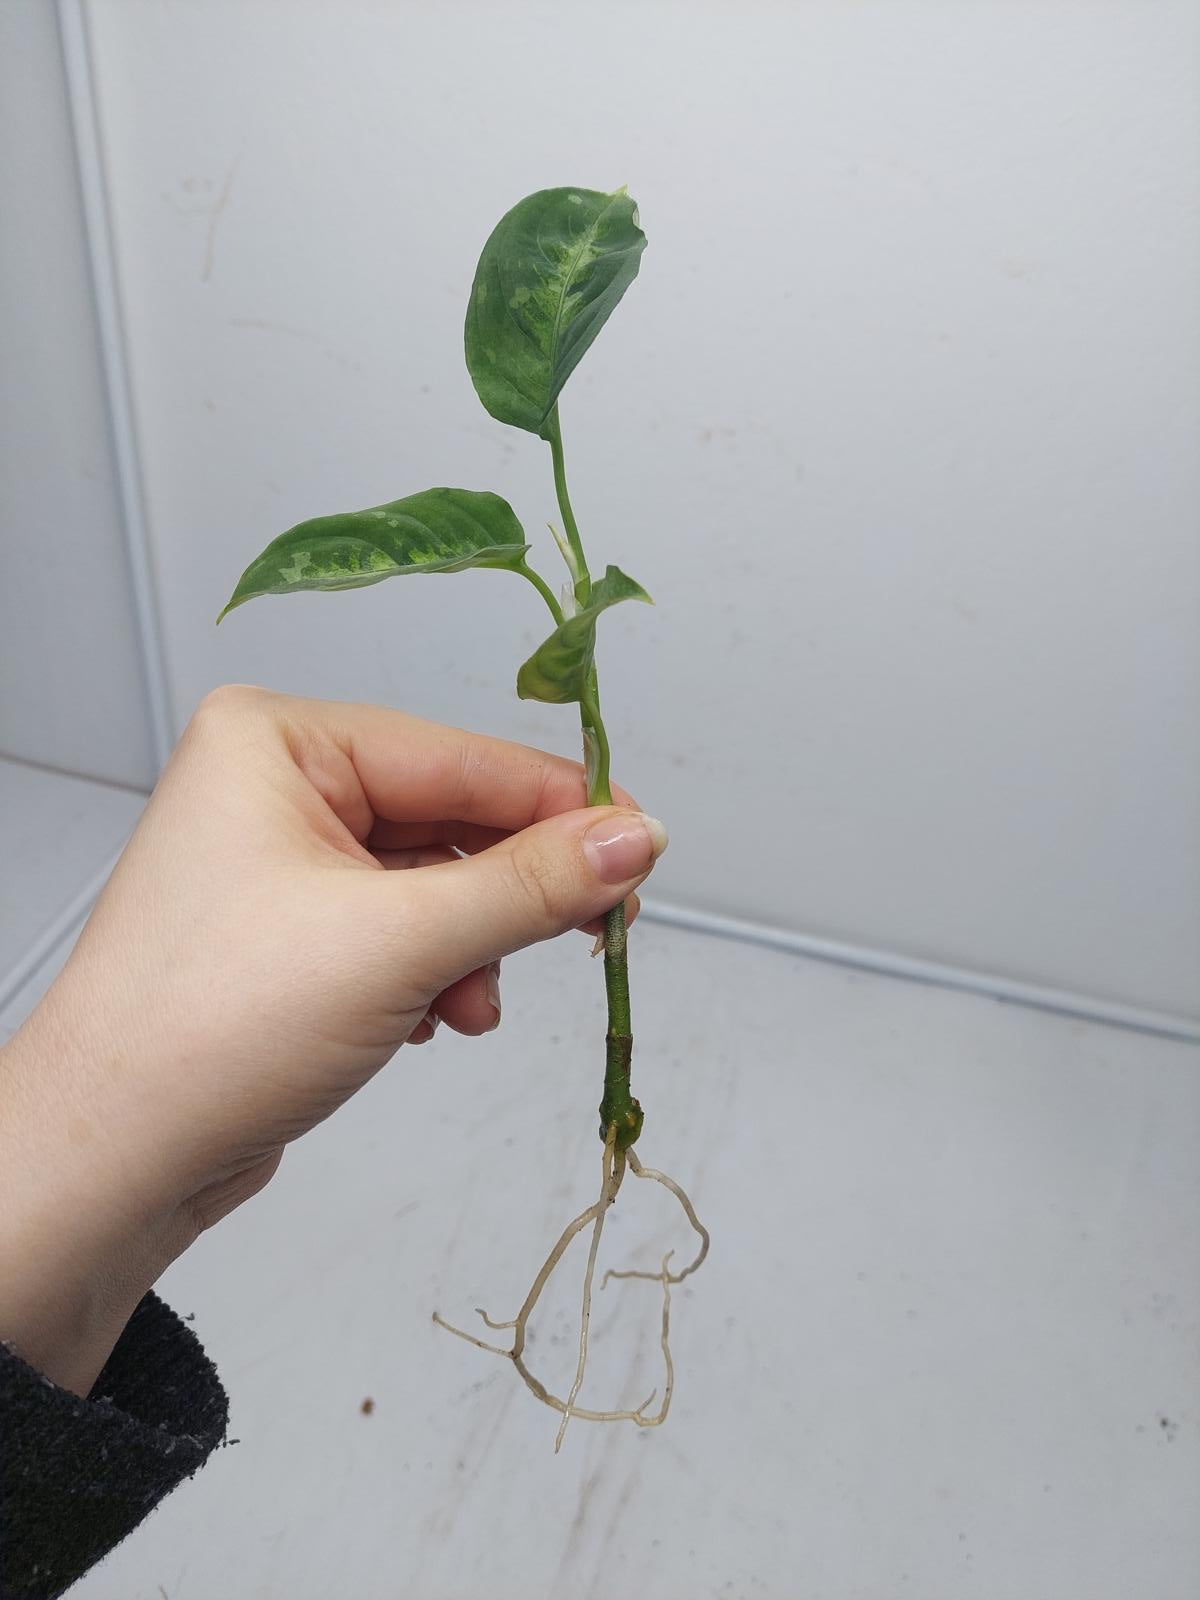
(433, 1129, 706, 1449)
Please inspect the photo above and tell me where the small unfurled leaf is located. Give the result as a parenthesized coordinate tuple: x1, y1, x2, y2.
(465, 187, 646, 439)
(516, 565, 651, 704)
(219, 488, 529, 620)
(587, 565, 652, 611)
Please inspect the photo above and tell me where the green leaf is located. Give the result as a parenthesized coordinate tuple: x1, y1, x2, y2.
(465, 186, 647, 439)
(587, 565, 652, 611)
(218, 488, 529, 620)
(516, 564, 651, 704)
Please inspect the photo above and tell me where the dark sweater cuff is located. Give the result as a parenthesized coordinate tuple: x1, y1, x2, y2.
(1, 1292, 228, 1600)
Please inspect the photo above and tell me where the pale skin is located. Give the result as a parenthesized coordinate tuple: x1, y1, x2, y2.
(0, 686, 668, 1397)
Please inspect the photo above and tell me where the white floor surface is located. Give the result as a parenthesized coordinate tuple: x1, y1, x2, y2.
(1, 766, 1197, 1598)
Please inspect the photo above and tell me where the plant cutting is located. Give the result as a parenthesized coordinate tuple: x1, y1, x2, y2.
(220, 186, 708, 1448)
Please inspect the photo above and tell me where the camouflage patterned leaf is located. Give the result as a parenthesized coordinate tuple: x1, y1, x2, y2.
(219, 488, 528, 620)
(465, 187, 646, 439)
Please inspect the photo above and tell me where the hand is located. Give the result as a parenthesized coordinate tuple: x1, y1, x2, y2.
(0, 687, 667, 1394)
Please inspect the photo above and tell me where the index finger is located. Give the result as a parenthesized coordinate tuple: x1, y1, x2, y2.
(281, 695, 637, 838)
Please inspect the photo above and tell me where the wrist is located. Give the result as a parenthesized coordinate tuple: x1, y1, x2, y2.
(0, 1013, 198, 1396)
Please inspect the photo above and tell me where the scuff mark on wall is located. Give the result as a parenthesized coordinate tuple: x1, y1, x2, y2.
(201, 158, 238, 282)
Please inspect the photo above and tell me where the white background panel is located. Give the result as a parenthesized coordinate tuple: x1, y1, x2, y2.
(0, 0, 154, 788)
(84, 0, 1200, 1016)
(0, 12, 1194, 1591)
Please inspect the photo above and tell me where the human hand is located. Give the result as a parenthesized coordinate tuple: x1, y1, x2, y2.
(0, 687, 666, 1394)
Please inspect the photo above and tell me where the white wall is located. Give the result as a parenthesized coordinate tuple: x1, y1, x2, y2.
(0, 0, 154, 788)
(4, 0, 1198, 1018)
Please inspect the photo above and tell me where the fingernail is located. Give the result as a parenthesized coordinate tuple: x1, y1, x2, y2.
(425, 1009, 440, 1036)
(582, 813, 668, 884)
(485, 962, 501, 1028)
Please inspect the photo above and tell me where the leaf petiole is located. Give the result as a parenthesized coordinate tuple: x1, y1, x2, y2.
(544, 407, 591, 605)
(517, 562, 565, 626)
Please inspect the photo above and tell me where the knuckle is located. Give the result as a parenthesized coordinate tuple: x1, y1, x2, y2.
(188, 683, 268, 736)
(196, 681, 263, 717)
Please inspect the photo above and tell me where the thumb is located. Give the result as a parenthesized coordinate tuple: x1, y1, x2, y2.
(388, 807, 668, 987)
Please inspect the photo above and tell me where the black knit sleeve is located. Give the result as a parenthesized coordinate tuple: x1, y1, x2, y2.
(0, 1293, 228, 1600)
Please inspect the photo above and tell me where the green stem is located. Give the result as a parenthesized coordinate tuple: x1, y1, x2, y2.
(579, 672, 612, 808)
(598, 897, 642, 1149)
(545, 406, 590, 607)
(546, 415, 642, 1150)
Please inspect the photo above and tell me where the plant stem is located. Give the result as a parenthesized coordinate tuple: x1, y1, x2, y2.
(579, 672, 612, 807)
(598, 896, 642, 1148)
(545, 406, 590, 606)
(546, 414, 642, 1150)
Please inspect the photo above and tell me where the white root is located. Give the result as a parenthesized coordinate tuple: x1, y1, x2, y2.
(553, 1139, 619, 1451)
(433, 1131, 706, 1445)
(651, 1250, 675, 1422)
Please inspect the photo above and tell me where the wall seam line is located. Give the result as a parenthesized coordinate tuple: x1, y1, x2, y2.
(0, 749, 153, 799)
(0, 851, 124, 1017)
(55, 0, 174, 773)
(2, 874, 1195, 1043)
(639, 898, 1200, 1044)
